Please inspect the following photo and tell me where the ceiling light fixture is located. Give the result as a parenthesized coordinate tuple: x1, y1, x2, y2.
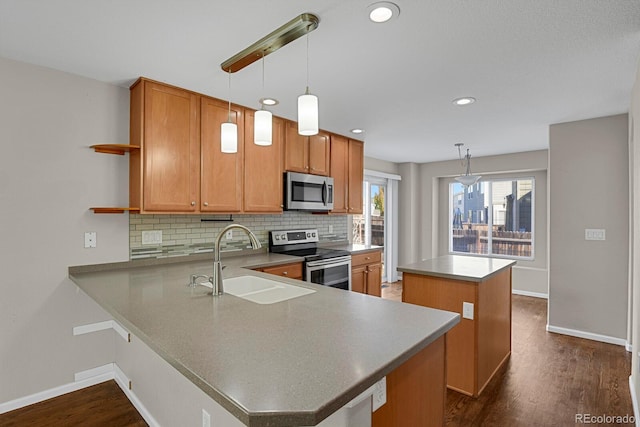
(367, 2, 400, 23)
(454, 143, 481, 186)
(254, 54, 273, 146)
(350, 128, 364, 134)
(453, 97, 476, 106)
(298, 33, 319, 136)
(259, 97, 279, 106)
(221, 14, 319, 73)
(220, 70, 238, 153)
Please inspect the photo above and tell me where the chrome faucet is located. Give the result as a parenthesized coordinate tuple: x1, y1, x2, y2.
(210, 224, 262, 296)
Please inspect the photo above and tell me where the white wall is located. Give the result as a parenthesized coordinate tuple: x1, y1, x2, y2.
(548, 114, 629, 342)
(364, 156, 399, 175)
(0, 57, 130, 403)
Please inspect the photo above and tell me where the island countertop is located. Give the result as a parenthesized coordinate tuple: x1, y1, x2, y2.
(398, 255, 516, 282)
(69, 253, 459, 427)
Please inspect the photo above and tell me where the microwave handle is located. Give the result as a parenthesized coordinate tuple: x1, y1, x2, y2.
(322, 181, 328, 205)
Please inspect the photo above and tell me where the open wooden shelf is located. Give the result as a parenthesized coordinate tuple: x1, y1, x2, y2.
(90, 144, 139, 155)
(90, 207, 140, 214)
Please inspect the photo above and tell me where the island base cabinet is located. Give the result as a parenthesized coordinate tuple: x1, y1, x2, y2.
(372, 335, 446, 427)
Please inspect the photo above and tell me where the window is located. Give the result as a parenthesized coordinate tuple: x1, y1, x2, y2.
(450, 178, 534, 260)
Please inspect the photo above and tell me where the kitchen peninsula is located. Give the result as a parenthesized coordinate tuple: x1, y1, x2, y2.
(399, 255, 515, 397)
(69, 253, 459, 427)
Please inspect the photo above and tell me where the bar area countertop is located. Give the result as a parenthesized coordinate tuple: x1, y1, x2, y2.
(398, 254, 516, 282)
(69, 252, 459, 427)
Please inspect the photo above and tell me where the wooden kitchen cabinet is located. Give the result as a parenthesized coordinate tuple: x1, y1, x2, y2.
(200, 96, 244, 212)
(351, 249, 382, 296)
(329, 135, 364, 214)
(284, 121, 330, 176)
(244, 110, 285, 213)
(258, 262, 303, 280)
(130, 78, 200, 213)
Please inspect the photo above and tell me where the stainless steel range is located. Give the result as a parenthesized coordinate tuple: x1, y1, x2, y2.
(269, 229, 351, 290)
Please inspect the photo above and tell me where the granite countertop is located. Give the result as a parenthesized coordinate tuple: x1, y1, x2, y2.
(320, 242, 383, 254)
(69, 253, 459, 427)
(398, 255, 516, 282)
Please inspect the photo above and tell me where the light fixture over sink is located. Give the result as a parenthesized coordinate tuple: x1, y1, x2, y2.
(298, 33, 319, 136)
(220, 70, 238, 153)
(254, 54, 272, 146)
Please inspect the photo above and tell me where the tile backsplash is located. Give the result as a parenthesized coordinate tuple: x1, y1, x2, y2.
(130, 212, 348, 259)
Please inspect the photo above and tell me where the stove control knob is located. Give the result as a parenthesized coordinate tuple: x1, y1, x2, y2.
(312, 232, 316, 238)
(275, 235, 280, 240)
(280, 234, 287, 240)
(307, 233, 311, 238)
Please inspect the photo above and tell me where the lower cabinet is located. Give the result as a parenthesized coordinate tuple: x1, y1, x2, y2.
(351, 250, 382, 297)
(255, 262, 303, 280)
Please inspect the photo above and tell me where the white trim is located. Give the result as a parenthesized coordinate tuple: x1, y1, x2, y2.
(364, 169, 401, 181)
(627, 342, 633, 353)
(113, 365, 160, 427)
(630, 376, 639, 427)
(546, 324, 627, 346)
(73, 320, 130, 342)
(0, 364, 115, 414)
(512, 289, 548, 299)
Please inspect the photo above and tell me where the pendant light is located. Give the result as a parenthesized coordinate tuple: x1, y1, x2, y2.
(254, 53, 273, 146)
(454, 143, 481, 186)
(220, 70, 238, 153)
(298, 34, 319, 136)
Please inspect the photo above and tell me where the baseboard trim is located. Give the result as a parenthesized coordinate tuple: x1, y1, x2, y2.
(512, 289, 548, 299)
(73, 320, 130, 342)
(0, 363, 158, 427)
(546, 324, 627, 346)
(629, 376, 639, 427)
(627, 342, 634, 353)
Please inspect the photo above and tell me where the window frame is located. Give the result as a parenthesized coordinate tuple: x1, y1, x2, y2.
(448, 176, 535, 261)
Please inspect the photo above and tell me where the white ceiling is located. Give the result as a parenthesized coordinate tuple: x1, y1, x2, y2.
(1, 0, 639, 163)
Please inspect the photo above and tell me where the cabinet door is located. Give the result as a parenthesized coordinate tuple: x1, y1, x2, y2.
(308, 131, 330, 176)
(330, 134, 349, 213)
(366, 263, 382, 297)
(200, 96, 244, 212)
(142, 81, 200, 212)
(261, 262, 303, 280)
(244, 111, 284, 213)
(347, 139, 364, 214)
(284, 120, 308, 173)
(351, 265, 367, 294)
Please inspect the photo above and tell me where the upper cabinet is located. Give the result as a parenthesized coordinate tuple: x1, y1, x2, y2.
(130, 79, 200, 213)
(284, 121, 330, 176)
(330, 135, 364, 214)
(244, 111, 285, 213)
(200, 96, 244, 213)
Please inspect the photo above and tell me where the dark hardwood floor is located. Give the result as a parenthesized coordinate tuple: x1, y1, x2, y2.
(0, 295, 633, 426)
(0, 380, 146, 427)
(445, 295, 634, 426)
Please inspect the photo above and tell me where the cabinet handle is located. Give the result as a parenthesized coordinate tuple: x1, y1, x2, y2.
(282, 271, 288, 276)
(191, 201, 196, 206)
(280, 204, 284, 208)
(203, 202, 209, 207)
(365, 257, 370, 260)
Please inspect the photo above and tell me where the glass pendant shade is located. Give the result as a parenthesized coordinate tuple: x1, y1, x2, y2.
(220, 122, 238, 153)
(254, 109, 272, 146)
(455, 174, 481, 186)
(298, 89, 318, 136)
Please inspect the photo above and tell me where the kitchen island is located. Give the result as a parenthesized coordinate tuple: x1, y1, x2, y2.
(398, 255, 515, 397)
(69, 252, 459, 426)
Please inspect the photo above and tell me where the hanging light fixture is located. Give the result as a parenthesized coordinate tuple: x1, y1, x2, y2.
(254, 53, 273, 146)
(220, 70, 238, 153)
(454, 143, 481, 186)
(298, 33, 319, 136)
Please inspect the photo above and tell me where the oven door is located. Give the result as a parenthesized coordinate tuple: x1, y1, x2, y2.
(305, 256, 351, 290)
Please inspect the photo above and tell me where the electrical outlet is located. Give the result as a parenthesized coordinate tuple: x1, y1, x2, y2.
(372, 377, 387, 411)
(328, 225, 334, 234)
(202, 409, 211, 427)
(142, 230, 163, 245)
(225, 230, 233, 240)
(585, 229, 606, 241)
(462, 302, 474, 320)
(84, 232, 96, 248)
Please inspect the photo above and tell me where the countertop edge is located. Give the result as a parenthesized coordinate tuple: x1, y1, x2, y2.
(398, 258, 516, 282)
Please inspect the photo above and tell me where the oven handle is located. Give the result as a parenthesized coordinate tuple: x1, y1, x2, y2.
(306, 256, 352, 268)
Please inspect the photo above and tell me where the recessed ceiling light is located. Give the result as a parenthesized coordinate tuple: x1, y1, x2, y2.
(350, 128, 364, 134)
(259, 97, 279, 106)
(367, 2, 400, 23)
(452, 97, 476, 106)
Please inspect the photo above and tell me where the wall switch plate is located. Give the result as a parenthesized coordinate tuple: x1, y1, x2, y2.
(202, 409, 211, 427)
(142, 230, 162, 245)
(84, 232, 96, 248)
(585, 229, 606, 241)
(372, 377, 387, 411)
(462, 302, 474, 320)
(225, 230, 233, 240)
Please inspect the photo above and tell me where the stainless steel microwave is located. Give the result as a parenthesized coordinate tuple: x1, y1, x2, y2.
(284, 172, 334, 211)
